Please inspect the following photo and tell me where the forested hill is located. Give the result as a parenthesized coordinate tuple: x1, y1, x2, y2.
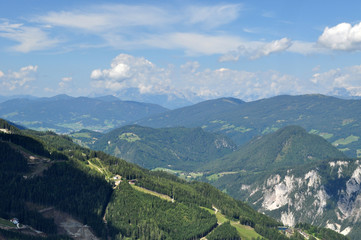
(203, 125, 346, 173)
(0, 95, 168, 133)
(135, 94, 361, 157)
(2, 118, 343, 240)
(88, 125, 237, 170)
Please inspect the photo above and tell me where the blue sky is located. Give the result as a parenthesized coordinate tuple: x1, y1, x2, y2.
(1, 0, 361, 102)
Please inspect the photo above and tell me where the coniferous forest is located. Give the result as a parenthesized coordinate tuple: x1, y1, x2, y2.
(0, 119, 349, 240)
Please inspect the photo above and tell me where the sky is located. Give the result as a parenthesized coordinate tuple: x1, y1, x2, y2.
(1, 0, 361, 104)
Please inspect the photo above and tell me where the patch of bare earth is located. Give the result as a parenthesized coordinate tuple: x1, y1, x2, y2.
(27, 203, 99, 240)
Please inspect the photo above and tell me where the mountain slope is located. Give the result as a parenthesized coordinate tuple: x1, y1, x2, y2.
(203, 126, 346, 173)
(136, 94, 361, 157)
(0, 95, 168, 133)
(90, 125, 237, 170)
(2, 119, 313, 240)
(197, 125, 358, 239)
(210, 159, 361, 240)
(135, 97, 245, 128)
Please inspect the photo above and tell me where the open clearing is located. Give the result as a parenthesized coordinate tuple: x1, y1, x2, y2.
(201, 207, 262, 240)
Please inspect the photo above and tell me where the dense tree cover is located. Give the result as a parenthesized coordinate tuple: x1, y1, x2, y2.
(0, 132, 51, 158)
(0, 120, 345, 240)
(254, 225, 289, 240)
(107, 182, 217, 239)
(0, 118, 22, 132)
(24, 161, 113, 238)
(91, 125, 236, 170)
(296, 223, 349, 240)
(207, 221, 240, 240)
(135, 94, 361, 157)
(203, 125, 346, 173)
(137, 171, 279, 227)
(0, 229, 71, 240)
(0, 141, 29, 172)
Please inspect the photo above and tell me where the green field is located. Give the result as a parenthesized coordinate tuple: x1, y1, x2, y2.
(206, 172, 238, 181)
(201, 207, 262, 240)
(333, 135, 359, 146)
(118, 132, 141, 142)
(0, 217, 15, 227)
(131, 185, 173, 202)
(87, 158, 112, 179)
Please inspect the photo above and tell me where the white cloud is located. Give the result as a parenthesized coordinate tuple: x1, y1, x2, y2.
(61, 77, 72, 82)
(180, 61, 200, 73)
(91, 53, 315, 102)
(93, 54, 361, 101)
(310, 65, 361, 96)
(186, 4, 242, 28)
(0, 21, 59, 52)
(90, 54, 171, 94)
(30, 3, 246, 56)
(0, 70, 4, 78)
(287, 41, 330, 55)
(153, 33, 242, 55)
(251, 38, 292, 59)
(0, 65, 38, 92)
(318, 22, 361, 51)
(219, 38, 292, 62)
(37, 4, 172, 32)
(58, 76, 73, 88)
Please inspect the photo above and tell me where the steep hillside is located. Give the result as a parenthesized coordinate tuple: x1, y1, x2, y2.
(0, 95, 168, 133)
(210, 159, 361, 240)
(90, 125, 237, 170)
(197, 126, 359, 239)
(136, 94, 361, 157)
(2, 119, 316, 240)
(203, 126, 346, 173)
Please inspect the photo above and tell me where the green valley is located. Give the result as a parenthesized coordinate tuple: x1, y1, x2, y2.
(3, 118, 319, 240)
(135, 94, 361, 157)
(88, 125, 236, 170)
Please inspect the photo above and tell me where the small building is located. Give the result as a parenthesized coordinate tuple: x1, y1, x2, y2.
(128, 179, 137, 184)
(10, 218, 19, 225)
(113, 175, 122, 180)
(10, 218, 20, 228)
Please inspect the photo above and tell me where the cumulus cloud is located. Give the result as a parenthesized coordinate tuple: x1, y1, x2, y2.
(251, 38, 292, 59)
(318, 22, 361, 51)
(58, 76, 73, 88)
(311, 65, 361, 96)
(92, 53, 361, 101)
(0, 65, 38, 92)
(91, 53, 314, 102)
(219, 38, 292, 62)
(0, 21, 59, 52)
(91, 54, 171, 94)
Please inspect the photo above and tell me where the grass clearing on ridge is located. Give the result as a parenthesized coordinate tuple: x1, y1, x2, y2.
(201, 207, 262, 240)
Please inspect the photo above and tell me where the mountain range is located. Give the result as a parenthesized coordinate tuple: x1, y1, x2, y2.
(3, 94, 361, 158)
(2, 93, 361, 239)
(82, 123, 360, 239)
(0, 95, 168, 133)
(135, 94, 361, 158)
(2, 118, 340, 240)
